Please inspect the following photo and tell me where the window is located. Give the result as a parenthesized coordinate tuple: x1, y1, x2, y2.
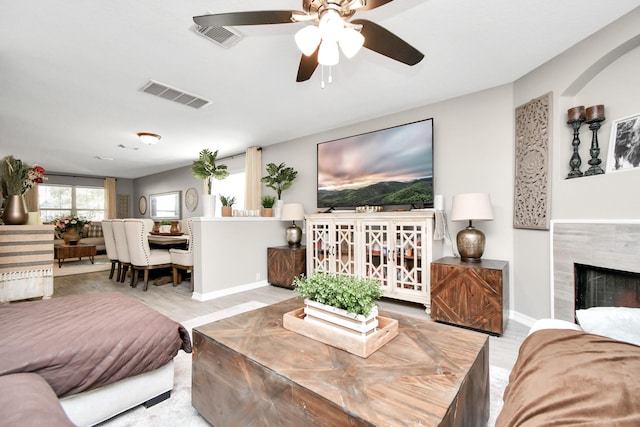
(215, 171, 245, 209)
(39, 185, 105, 223)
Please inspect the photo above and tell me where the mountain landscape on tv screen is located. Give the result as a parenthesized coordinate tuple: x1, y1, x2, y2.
(318, 177, 433, 208)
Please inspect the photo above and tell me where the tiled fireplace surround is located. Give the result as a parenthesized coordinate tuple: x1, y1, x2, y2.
(552, 221, 640, 321)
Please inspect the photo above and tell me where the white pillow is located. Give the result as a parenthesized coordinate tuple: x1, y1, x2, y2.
(575, 307, 640, 346)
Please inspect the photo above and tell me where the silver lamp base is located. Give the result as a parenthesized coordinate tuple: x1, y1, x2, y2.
(286, 222, 302, 247)
(456, 225, 485, 262)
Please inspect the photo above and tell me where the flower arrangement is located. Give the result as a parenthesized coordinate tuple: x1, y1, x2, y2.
(0, 155, 46, 196)
(53, 216, 90, 234)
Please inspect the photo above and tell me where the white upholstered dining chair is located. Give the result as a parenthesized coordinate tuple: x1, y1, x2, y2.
(170, 218, 194, 292)
(111, 219, 132, 285)
(124, 218, 172, 291)
(101, 220, 120, 281)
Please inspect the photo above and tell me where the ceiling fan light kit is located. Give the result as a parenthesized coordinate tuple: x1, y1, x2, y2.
(193, 0, 423, 83)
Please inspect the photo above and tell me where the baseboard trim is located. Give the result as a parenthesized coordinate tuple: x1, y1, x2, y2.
(509, 310, 537, 328)
(191, 280, 270, 302)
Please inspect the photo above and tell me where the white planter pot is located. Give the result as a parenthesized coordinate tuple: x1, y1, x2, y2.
(202, 194, 216, 217)
(303, 298, 378, 337)
(273, 199, 284, 218)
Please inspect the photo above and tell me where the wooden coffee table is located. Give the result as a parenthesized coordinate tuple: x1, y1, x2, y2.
(54, 244, 97, 268)
(192, 298, 489, 426)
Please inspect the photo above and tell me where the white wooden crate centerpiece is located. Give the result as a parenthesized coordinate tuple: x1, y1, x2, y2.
(303, 299, 379, 336)
(283, 273, 398, 358)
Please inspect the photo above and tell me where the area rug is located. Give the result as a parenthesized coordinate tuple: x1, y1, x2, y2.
(53, 254, 112, 277)
(101, 301, 509, 426)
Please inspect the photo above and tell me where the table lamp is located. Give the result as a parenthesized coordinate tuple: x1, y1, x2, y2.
(281, 203, 304, 247)
(450, 193, 494, 262)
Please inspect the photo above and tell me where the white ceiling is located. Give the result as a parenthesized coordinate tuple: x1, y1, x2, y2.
(1, 0, 639, 179)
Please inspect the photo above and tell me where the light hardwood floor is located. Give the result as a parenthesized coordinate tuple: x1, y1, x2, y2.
(53, 271, 528, 371)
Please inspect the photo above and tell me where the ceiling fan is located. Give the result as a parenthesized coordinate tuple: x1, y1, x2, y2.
(193, 0, 424, 83)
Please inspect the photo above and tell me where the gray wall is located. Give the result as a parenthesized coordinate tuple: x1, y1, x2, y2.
(512, 9, 640, 320)
(131, 8, 640, 321)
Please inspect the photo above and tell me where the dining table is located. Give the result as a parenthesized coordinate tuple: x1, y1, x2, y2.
(147, 234, 189, 249)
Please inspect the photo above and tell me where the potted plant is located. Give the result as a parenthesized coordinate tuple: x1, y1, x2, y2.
(261, 195, 276, 217)
(220, 195, 236, 217)
(1, 156, 46, 225)
(261, 162, 297, 217)
(293, 272, 382, 318)
(159, 219, 172, 233)
(286, 272, 397, 357)
(191, 149, 229, 217)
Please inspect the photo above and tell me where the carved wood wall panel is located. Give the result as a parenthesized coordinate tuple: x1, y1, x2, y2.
(116, 194, 129, 219)
(514, 92, 552, 230)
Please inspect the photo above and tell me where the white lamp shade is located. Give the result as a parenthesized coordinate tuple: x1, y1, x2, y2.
(338, 27, 364, 58)
(295, 25, 321, 56)
(318, 40, 339, 66)
(281, 203, 304, 221)
(450, 193, 494, 221)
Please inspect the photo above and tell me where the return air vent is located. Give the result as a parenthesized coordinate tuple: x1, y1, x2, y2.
(140, 80, 211, 109)
(193, 24, 243, 48)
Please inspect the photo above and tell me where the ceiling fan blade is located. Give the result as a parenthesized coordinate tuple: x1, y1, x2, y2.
(356, 0, 395, 11)
(193, 11, 300, 27)
(296, 48, 319, 82)
(352, 19, 424, 66)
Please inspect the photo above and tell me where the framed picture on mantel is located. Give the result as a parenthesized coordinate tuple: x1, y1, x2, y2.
(607, 113, 640, 173)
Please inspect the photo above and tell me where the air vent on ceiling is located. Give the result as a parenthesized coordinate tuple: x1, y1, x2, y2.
(193, 25, 243, 48)
(140, 80, 211, 109)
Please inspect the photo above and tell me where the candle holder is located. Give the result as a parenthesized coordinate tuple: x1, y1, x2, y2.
(584, 116, 606, 176)
(566, 106, 585, 179)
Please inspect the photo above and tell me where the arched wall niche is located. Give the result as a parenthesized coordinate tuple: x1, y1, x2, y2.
(562, 33, 640, 97)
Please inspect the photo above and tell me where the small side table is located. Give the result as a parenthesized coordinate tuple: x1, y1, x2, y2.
(267, 246, 306, 289)
(430, 256, 509, 335)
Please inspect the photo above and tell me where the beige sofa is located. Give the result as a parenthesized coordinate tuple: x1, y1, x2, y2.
(54, 222, 106, 253)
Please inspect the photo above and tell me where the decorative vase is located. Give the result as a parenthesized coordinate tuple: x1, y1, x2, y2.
(221, 206, 232, 217)
(153, 221, 160, 233)
(202, 194, 216, 217)
(2, 195, 29, 225)
(63, 226, 81, 245)
(273, 199, 284, 218)
(170, 221, 180, 233)
(262, 207, 273, 217)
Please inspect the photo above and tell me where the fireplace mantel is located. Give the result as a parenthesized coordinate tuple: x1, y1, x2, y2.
(550, 220, 640, 321)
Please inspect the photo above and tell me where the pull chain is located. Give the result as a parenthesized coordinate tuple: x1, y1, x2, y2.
(320, 65, 333, 89)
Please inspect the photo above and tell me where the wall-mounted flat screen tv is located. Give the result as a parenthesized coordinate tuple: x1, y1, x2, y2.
(317, 118, 434, 209)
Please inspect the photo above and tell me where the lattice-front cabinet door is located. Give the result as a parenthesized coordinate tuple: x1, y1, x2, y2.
(391, 221, 429, 302)
(307, 220, 332, 274)
(362, 222, 391, 293)
(332, 221, 357, 277)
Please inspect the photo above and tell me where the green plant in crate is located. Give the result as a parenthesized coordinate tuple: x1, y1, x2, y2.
(293, 273, 382, 316)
